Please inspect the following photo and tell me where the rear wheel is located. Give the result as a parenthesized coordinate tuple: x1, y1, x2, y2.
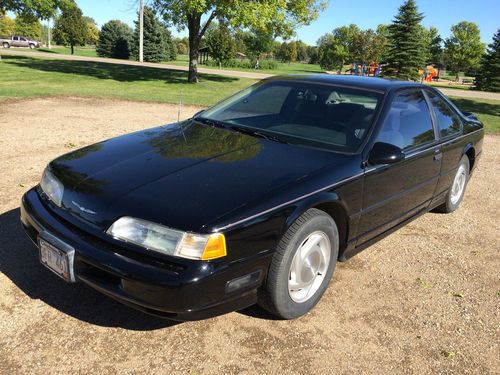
(259, 208, 339, 319)
(436, 155, 470, 213)
(2, 42, 10, 49)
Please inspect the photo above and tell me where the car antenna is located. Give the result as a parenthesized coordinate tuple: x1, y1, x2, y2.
(178, 90, 187, 141)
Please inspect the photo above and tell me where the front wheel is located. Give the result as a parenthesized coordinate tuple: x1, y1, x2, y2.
(259, 208, 339, 319)
(29, 44, 36, 49)
(436, 155, 470, 213)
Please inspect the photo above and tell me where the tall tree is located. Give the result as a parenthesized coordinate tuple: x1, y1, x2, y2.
(131, 6, 175, 63)
(205, 23, 236, 65)
(296, 40, 309, 62)
(351, 28, 386, 64)
(277, 41, 297, 63)
(237, 29, 275, 61)
(385, 0, 425, 80)
(152, 0, 326, 83)
(0, 14, 16, 36)
(83, 16, 99, 45)
(475, 29, 500, 92)
(14, 13, 42, 39)
(444, 21, 485, 80)
(52, 3, 87, 54)
(317, 34, 348, 72)
(427, 26, 443, 64)
(96, 20, 132, 59)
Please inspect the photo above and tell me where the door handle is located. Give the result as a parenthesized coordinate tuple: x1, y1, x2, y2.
(434, 152, 442, 161)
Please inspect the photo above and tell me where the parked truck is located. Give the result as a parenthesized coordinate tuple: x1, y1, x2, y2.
(1, 36, 42, 49)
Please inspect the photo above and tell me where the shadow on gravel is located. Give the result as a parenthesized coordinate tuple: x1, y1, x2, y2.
(1, 55, 238, 84)
(0, 208, 178, 330)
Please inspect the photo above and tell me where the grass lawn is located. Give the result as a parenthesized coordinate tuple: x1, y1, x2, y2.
(0, 55, 254, 106)
(16, 46, 98, 57)
(450, 97, 500, 134)
(169, 54, 325, 75)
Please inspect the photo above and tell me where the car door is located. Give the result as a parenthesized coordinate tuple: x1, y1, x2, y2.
(423, 89, 464, 201)
(19, 37, 29, 47)
(357, 89, 441, 243)
(12, 36, 20, 47)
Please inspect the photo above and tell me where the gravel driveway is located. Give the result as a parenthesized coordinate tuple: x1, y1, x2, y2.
(0, 97, 498, 374)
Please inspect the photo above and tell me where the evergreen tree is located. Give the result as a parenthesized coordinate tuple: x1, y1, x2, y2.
(132, 6, 174, 63)
(96, 20, 132, 59)
(475, 29, 500, 92)
(384, 0, 425, 80)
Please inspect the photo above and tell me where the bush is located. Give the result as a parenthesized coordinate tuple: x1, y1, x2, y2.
(205, 59, 278, 70)
(97, 20, 132, 59)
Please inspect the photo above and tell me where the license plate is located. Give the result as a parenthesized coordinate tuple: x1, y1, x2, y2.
(39, 234, 76, 283)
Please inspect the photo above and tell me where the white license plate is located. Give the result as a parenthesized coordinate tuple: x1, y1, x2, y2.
(39, 236, 75, 283)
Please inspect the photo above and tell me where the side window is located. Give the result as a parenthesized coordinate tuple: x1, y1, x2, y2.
(13, 37, 19, 41)
(20, 37, 27, 41)
(377, 90, 435, 150)
(426, 91, 462, 138)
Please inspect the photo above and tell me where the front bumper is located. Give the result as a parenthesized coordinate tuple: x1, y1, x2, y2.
(20, 188, 271, 320)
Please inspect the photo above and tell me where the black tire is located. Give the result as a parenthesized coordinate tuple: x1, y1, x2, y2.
(2, 42, 10, 49)
(258, 208, 339, 319)
(29, 43, 36, 49)
(435, 155, 470, 213)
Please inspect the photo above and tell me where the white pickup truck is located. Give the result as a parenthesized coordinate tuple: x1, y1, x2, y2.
(1, 36, 42, 49)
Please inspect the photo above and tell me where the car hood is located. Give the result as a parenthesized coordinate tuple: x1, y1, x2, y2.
(49, 120, 351, 232)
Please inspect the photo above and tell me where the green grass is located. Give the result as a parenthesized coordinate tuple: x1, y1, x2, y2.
(0, 55, 254, 106)
(450, 96, 500, 134)
(17, 46, 98, 57)
(169, 54, 325, 75)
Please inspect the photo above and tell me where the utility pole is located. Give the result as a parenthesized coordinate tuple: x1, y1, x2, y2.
(48, 18, 51, 49)
(139, 0, 144, 62)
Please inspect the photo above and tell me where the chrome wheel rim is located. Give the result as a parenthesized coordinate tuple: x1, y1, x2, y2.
(451, 164, 467, 205)
(288, 231, 331, 303)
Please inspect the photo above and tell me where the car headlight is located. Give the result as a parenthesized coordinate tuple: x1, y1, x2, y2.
(40, 167, 64, 207)
(106, 217, 226, 260)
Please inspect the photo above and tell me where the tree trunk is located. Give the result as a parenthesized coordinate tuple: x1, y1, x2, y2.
(187, 15, 201, 83)
(70, 43, 74, 55)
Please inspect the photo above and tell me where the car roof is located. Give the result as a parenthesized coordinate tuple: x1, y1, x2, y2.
(264, 74, 424, 93)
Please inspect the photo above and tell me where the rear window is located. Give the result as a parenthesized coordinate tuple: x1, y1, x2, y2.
(201, 80, 383, 152)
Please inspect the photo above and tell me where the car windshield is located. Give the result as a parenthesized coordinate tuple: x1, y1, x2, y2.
(199, 80, 383, 152)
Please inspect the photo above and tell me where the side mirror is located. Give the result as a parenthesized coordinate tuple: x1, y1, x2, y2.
(369, 142, 405, 165)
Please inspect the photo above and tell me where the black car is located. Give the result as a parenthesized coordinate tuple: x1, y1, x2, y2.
(21, 75, 484, 320)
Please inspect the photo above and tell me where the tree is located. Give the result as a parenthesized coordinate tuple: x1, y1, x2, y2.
(0, 14, 16, 36)
(14, 13, 42, 39)
(52, 4, 87, 54)
(307, 45, 319, 64)
(444, 21, 485, 79)
(317, 34, 348, 72)
(205, 23, 236, 65)
(238, 29, 275, 61)
(351, 28, 386, 64)
(475, 29, 500, 92)
(131, 6, 175, 63)
(83, 16, 99, 45)
(427, 26, 443, 64)
(96, 20, 132, 59)
(277, 41, 297, 63)
(1, 0, 71, 20)
(173, 36, 188, 54)
(152, 0, 326, 83)
(296, 40, 309, 62)
(384, 0, 426, 80)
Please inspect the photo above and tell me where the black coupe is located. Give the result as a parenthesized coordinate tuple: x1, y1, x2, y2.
(21, 75, 484, 320)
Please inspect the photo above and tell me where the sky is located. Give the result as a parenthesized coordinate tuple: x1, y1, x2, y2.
(74, 0, 499, 45)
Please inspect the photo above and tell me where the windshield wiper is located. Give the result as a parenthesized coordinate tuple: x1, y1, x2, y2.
(195, 117, 289, 144)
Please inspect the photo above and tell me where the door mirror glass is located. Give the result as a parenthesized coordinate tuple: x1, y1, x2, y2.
(369, 142, 404, 165)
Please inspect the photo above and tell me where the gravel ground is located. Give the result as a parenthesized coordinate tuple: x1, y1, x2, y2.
(0, 97, 498, 375)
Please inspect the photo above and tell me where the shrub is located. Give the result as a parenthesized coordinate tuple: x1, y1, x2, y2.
(96, 20, 132, 59)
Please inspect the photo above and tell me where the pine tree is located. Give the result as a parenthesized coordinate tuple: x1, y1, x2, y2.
(132, 6, 174, 63)
(475, 29, 500, 92)
(384, 0, 425, 80)
(96, 20, 132, 59)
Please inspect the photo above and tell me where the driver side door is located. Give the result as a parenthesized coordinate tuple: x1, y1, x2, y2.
(357, 89, 441, 244)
